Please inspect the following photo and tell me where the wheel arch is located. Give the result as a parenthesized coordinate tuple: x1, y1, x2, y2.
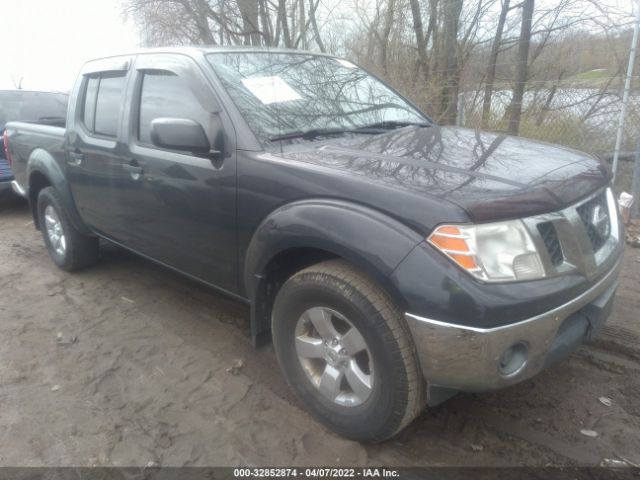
(27, 149, 90, 235)
(243, 199, 424, 346)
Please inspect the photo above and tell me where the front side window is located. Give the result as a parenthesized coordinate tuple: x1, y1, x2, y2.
(137, 71, 210, 146)
(206, 52, 428, 143)
(81, 73, 126, 137)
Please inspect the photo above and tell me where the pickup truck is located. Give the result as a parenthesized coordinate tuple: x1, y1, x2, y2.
(5, 47, 623, 442)
(1, 90, 68, 199)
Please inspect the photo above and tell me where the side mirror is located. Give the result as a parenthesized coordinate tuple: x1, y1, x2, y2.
(150, 117, 211, 154)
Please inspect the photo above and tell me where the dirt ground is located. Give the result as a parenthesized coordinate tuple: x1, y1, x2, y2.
(1, 197, 640, 468)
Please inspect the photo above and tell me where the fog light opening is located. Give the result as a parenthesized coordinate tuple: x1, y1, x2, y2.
(499, 342, 529, 377)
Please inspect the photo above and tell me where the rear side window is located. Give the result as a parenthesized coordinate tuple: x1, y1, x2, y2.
(81, 73, 126, 137)
(138, 71, 209, 145)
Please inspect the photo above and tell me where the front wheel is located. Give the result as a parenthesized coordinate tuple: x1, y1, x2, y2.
(272, 260, 425, 442)
(37, 187, 99, 271)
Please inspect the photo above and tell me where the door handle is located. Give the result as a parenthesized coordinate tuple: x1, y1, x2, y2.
(122, 164, 143, 174)
(123, 161, 143, 181)
(67, 151, 84, 166)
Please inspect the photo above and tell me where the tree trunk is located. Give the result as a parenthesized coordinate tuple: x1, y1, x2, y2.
(535, 71, 563, 126)
(409, 0, 430, 82)
(278, 0, 292, 47)
(308, 0, 326, 52)
(237, 0, 261, 45)
(180, 0, 216, 44)
(481, 0, 510, 129)
(439, 0, 463, 125)
(258, 0, 274, 45)
(427, 0, 439, 79)
(507, 0, 534, 135)
(379, 0, 397, 76)
(298, 0, 307, 49)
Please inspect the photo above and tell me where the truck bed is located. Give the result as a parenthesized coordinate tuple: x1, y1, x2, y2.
(4, 122, 66, 194)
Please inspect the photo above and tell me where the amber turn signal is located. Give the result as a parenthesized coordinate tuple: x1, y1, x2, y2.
(428, 225, 480, 272)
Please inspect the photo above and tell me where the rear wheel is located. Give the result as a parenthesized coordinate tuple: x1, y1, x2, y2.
(272, 259, 425, 442)
(37, 187, 99, 271)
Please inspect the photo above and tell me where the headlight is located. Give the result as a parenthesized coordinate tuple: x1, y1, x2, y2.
(428, 220, 545, 282)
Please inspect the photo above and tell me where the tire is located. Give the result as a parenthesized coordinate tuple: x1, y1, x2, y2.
(37, 186, 99, 271)
(272, 259, 425, 442)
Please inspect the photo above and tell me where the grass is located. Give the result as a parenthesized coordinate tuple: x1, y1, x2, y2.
(518, 115, 588, 150)
(464, 110, 616, 157)
(568, 69, 610, 82)
(565, 69, 640, 89)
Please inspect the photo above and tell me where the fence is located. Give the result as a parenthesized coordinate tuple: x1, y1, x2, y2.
(456, 76, 640, 163)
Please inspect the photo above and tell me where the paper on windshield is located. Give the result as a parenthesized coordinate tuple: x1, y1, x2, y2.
(336, 59, 357, 69)
(241, 76, 302, 105)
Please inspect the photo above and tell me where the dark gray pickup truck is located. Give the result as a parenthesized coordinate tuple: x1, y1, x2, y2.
(5, 47, 623, 441)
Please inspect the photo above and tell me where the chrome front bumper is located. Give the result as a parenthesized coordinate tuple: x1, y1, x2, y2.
(405, 257, 622, 392)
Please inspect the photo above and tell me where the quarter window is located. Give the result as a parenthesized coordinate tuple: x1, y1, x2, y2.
(81, 77, 99, 132)
(138, 71, 210, 146)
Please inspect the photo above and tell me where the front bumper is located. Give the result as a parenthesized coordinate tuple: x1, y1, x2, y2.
(405, 256, 622, 392)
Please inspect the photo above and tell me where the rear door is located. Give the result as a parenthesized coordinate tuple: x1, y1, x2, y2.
(66, 58, 131, 237)
(117, 53, 238, 292)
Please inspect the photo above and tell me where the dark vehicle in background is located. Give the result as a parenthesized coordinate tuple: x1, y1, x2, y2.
(1, 90, 68, 199)
(4, 48, 623, 442)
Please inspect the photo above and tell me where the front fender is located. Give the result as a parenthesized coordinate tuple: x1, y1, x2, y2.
(243, 199, 424, 344)
(245, 199, 424, 296)
(28, 149, 91, 235)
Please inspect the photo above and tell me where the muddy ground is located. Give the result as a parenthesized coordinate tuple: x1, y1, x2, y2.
(1, 197, 640, 467)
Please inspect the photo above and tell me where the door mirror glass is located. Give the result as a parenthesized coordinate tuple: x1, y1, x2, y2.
(150, 117, 210, 153)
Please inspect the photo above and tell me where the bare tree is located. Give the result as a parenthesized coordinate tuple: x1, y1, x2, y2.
(481, 0, 511, 128)
(378, 0, 397, 76)
(125, 0, 638, 159)
(438, 0, 463, 124)
(308, 0, 326, 52)
(237, 0, 260, 45)
(126, 0, 331, 49)
(408, 0, 434, 82)
(507, 0, 534, 135)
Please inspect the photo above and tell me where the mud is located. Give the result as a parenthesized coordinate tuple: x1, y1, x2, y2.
(1, 198, 639, 467)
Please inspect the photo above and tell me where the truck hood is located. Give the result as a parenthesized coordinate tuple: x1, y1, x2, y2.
(273, 126, 611, 221)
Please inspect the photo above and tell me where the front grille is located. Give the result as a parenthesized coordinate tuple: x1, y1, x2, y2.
(537, 222, 563, 266)
(576, 192, 610, 252)
(524, 188, 617, 277)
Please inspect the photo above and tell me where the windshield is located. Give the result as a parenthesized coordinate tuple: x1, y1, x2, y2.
(0, 91, 69, 130)
(206, 52, 428, 143)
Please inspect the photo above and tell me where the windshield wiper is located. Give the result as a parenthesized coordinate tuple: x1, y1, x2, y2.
(269, 121, 431, 142)
(269, 128, 355, 142)
(353, 120, 431, 132)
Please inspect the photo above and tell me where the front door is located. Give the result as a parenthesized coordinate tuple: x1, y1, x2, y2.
(116, 54, 238, 292)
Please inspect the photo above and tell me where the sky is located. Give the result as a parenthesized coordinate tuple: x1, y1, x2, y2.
(0, 0, 140, 92)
